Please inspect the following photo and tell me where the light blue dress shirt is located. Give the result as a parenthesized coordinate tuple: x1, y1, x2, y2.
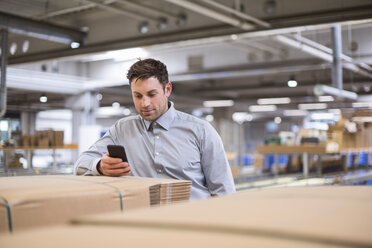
(74, 103, 236, 200)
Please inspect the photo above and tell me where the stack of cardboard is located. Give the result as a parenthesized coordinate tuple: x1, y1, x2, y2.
(0, 186, 371, 247)
(354, 110, 372, 148)
(0, 175, 191, 233)
(35, 129, 64, 147)
(146, 178, 192, 205)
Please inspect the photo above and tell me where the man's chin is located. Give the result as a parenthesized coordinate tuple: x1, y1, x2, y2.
(141, 114, 155, 121)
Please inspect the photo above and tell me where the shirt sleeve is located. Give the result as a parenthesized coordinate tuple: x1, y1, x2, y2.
(74, 123, 119, 176)
(200, 122, 236, 196)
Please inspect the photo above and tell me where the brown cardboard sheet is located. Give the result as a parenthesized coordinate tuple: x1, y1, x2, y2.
(0, 224, 343, 248)
(73, 186, 372, 247)
(0, 175, 191, 233)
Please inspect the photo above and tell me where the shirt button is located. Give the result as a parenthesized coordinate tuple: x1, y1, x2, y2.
(153, 123, 157, 126)
(155, 136, 160, 139)
(155, 152, 159, 156)
(157, 169, 162, 173)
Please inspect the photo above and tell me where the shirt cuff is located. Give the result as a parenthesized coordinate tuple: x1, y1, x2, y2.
(91, 157, 103, 176)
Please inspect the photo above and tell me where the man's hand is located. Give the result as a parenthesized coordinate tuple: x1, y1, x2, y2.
(98, 153, 131, 177)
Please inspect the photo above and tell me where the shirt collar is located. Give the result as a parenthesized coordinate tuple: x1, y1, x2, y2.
(142, 101, 175, 131)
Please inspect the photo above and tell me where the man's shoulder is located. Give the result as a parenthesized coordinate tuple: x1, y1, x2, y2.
(116, 115, 141, 126)
(174, 109, 210, 127)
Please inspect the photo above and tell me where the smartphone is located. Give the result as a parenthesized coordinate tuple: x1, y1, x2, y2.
(107, 145, 128, 162)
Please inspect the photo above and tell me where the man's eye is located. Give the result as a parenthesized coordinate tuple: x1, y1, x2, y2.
(149, 93, 156, 97)
(135, 95, 142, 99)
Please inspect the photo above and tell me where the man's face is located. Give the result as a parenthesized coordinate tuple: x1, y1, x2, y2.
(131, 76, 172, 121)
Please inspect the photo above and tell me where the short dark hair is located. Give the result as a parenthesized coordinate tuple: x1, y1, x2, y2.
(127, 58, 169, 89)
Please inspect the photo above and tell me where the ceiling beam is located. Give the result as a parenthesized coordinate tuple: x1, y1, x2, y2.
(0, 11, 86, 44)
(164, 0, 255, 30)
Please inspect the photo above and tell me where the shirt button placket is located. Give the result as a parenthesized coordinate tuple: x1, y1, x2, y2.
(153, 124, 162, 174)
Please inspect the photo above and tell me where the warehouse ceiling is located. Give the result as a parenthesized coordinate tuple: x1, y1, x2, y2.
(1, 0, 372, 121)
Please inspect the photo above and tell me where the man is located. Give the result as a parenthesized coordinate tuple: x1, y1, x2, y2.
(74, 58, 236, 200)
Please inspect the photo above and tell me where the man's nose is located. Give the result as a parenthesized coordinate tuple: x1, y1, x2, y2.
(141, 96, 150, 107)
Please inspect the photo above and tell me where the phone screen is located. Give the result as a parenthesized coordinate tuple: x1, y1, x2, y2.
(107, 145, 128, 162)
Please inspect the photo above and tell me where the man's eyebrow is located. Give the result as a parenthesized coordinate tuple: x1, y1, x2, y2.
(147, 89, 158, 94)
(132, 89, 158, 95)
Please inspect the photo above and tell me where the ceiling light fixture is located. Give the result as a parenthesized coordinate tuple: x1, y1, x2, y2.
(287, 76, 297, 88)
(9, 42, 17, 55)
(123, 108, 131, 116)
(40, 93, 48, 103)
(311, 112, 335, 120)
(203, 100, 234, 108)
(249, 105, 277, 112)
(157, 17, 168, 30)
(176, 13, 187, 27)
(257, 97, 291, 105)
(232, 112, 253, 124)
(70, 42, 80, 49)
(139, 21, 149, 34)
(112, 102, 120, 109)
(274, 116, 282, 124)
(205, 115, 214, 122)
(22, 40, 30, 53)
(96, 93, 103, 101)
(283, 109, 308, 116)
(298, 103, 327, 110)
(318, 95, 335, 102)
(352, 102, 372, 108)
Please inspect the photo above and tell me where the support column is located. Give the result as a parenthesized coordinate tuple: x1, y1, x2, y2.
(65, 91, 99, 161)
(0, 28, 9, 118)
(332, 24, 343, 90)
(213, 107, 242, 167)
(20, 111, 36, 134)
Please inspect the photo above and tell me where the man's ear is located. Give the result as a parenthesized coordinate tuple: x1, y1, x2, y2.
(165, 82, 172, 97)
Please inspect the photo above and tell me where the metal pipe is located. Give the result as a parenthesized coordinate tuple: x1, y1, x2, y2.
(164, 0, 254, 30)
(313, 84, 358, 100)
(0, 28, 8, 118)
(331, 24, 342, 90)
(274, 34, 372, 79)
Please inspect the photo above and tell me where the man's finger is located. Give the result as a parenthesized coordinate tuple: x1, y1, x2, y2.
(107, 168, 131, 177)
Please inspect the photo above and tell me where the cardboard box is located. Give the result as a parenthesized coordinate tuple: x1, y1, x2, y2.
(71, 186, 372, 247)
(1, 186, 371, 248)
(0, 224, 337, 248)
(0, 175, 191, 233)
(54, 131, 64, 146)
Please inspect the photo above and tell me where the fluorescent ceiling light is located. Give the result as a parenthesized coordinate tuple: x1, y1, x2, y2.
(81, 48, 148, 62)
(283, 109, 308, 116)
(257, 97, 290, 105)
(96, 107, 131, 117)
(311, 112, 335, 120)
(328, 109, 341, 114)
(0, 120, 8, 131)
(249, 105, 277, 112)
(203, 100, 234, 107)
(303, 122, 329, 131)
(298, 103, 327, 110)
(352, 102, 372, 108)
(318, 95, 335, 102)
